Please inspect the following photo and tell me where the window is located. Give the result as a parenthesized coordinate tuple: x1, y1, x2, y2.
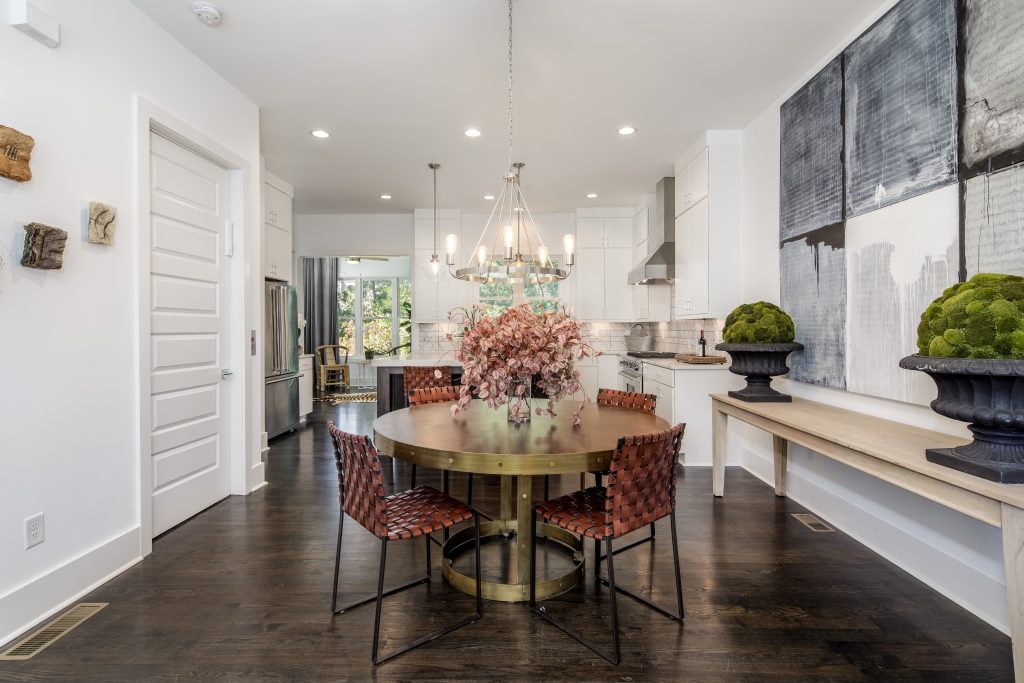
(477, 259, 562, 315)
(337, 277, 411, 355)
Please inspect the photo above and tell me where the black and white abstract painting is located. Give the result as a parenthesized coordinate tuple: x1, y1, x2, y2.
(780, 57, 844, 241)
(962, 0, 1024, 175)
(844, 0, 958, 218)
(964, 164, 1024, 277)
(846, 185, 960, 404)
(780, 226, 847, 390)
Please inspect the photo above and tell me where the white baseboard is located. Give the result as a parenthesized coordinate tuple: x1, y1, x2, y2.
(739, 446, 1009, 635)
(0, 526, 142, 648)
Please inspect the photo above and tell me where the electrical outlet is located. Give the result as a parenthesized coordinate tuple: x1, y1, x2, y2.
(25, 513, 44, 549)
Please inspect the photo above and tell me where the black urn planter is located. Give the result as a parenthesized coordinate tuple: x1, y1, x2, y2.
(715, 342, 804, 403)
(899, 355, 1024, 484)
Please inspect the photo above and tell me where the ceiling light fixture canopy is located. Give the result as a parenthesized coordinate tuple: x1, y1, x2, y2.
(445, 0, 573, 284)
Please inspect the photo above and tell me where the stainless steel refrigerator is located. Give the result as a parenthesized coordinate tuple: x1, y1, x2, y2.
(264, 280, 300, 438)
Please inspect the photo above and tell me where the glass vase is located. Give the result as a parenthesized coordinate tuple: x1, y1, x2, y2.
(507, 377, 532, 424)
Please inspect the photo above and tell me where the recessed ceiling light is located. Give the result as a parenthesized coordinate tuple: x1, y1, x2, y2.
(483, 195, 495, 200)
(310, 129, 330, 139)
(586, 193, 598, 199)
(379, 194, 392, 200)
(464, 128, 482, 138)
(617, 126, 637, 136)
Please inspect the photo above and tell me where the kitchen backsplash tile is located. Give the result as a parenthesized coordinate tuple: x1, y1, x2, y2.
(415, 316, 725, 356)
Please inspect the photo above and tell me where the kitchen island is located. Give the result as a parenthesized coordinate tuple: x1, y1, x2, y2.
(371, 353, 463, 416)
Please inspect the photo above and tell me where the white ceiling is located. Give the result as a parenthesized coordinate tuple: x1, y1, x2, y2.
(131, 0, 888, 213)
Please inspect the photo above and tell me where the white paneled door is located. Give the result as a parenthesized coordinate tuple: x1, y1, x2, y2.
(149, 133, 232, 537)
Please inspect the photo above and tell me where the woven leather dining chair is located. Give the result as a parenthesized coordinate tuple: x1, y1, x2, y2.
(328, 422, 482, 665)
(592, 388, 659, 541)
(402, 366, 454, 489)
(530, 424, 685, 664)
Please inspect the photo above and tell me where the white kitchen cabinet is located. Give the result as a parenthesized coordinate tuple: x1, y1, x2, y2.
(265, 184, 293, 232)
(596, 354, 620, 393)
(633, 205, 649, 245)
(674, 146, 708, 217)
(675, 198, 709, 316)
(412, 210, 463, 322)
(633, 282, 649, 319)
(673, 132, 742, 320)
(298, 355, 313, 418)
(576, 217, 606, 248)
(575, 247, 605, 320)
(604, 247, 633, 319)
(640, 361, 743, 465)
(263, 174, 294, 282)
(604, 217, 632, 248)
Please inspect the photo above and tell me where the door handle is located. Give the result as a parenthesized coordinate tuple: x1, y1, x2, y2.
(221, 369, 234, 379)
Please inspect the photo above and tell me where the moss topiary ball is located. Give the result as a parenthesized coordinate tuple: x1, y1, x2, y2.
(723, 301, 796, 344)
(917, 273, 1024, 359)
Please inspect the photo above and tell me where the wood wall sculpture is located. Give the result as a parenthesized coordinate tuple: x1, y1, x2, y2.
(88, 202, 117, 245)
(21, 223, 68, 270)
(0, 124, 35, 182)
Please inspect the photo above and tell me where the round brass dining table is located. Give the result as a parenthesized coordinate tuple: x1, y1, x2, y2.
(373, 399, 670, 602)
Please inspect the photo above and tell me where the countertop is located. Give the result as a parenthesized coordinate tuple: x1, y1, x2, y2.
(641, 357, 732, 371)
(370, 353, 463, 368)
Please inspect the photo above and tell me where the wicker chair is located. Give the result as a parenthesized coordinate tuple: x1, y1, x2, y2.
(402, 367, 454, 490)
(316, 344, 350, 395)
(328, 423, 482, 665)
(530, 424, 686, 664)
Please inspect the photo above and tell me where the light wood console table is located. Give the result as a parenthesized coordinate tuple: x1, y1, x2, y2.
(710, 393, 1024, 681)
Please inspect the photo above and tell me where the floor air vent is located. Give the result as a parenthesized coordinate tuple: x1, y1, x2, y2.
(0, 603, 107, 661)
(792, 513, 834, 533)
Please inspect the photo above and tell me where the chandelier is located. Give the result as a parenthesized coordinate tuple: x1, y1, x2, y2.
(443, 0, 574, 284)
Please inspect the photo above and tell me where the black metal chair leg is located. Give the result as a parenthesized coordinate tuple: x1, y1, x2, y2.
(467, 473, 474, 507)
(670, 514, 684, 619)
(650, 521, 656, 539)
(443, 471, 450, 543)
(532, 532, 622, 664)
(331, 512, 344, 613)
(544, 474, 550, 501)
(371, 538, 388, 663)
(606, 537, 622, 664)
(425, 533, 432, 580)
(411, 464, 417, 488)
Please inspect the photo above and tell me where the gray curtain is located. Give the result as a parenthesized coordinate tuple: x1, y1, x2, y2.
(303, 257, 339, 378)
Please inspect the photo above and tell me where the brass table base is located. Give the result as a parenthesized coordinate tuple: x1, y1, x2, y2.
(442, 519, 584, 603)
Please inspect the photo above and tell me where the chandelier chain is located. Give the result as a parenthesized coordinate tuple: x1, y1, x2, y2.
(507, 0, 514, 173)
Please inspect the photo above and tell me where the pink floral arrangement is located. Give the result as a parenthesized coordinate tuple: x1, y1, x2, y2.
(449, 304, 593, 426)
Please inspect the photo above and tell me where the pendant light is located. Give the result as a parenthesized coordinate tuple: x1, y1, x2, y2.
(445, 0, 574, 284)
(425, 162, 442, 282)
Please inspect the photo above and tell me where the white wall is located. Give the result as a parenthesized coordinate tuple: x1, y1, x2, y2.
(295, 213, 414, 257)
(0, 0, 261, 646)
(737, 0, 1008, 633)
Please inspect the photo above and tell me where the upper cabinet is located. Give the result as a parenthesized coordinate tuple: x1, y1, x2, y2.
(673, 131, 742, 319)
(574, 208, 665, 321)
(264, 172, 294, 282)
(412, 209, 466, 322)
(674, 147, 709, 217)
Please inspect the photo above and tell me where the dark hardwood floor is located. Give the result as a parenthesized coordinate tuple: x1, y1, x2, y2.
(2, 400, 1013, 681)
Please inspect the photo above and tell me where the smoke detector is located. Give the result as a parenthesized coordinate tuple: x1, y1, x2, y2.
(191, 2, 223, 27)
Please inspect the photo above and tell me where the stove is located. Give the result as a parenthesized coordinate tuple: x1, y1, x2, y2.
(625, 351, 677, 359)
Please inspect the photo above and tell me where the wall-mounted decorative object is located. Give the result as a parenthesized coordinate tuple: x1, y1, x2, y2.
(0, 124, 35, 182)
(21, 222, 67, 270)
(845, 185, 959, 405)
(964, 163, 1024, 278)
(780, 226, 847, 389)
(779, 56, 843, 242)
(844, 0, 957, 217)
(961, 0, 1024, 176)
(779, 0, 963, 404)
(88, 202, 117, 245)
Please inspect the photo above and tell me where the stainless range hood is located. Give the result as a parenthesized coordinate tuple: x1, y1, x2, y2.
(628, 176, 675, 285)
